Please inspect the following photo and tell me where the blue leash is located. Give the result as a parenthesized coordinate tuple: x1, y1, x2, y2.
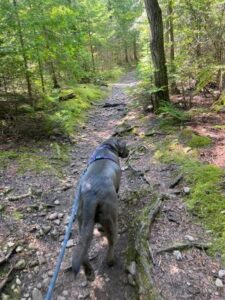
(45, 181, 82, 300)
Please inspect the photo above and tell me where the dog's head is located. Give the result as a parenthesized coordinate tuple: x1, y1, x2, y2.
(103, 138, 129, 158)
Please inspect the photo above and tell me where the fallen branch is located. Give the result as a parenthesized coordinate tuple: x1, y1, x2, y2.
(0, 267, 14, 293)
(157, 242, 211, 254)
(103, 102, 126, 108)
(0, 244, 18, 266)
(58, 93, 76, 101)
(6, 188, 32, 201)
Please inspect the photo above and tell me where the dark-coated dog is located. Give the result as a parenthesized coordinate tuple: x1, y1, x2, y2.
(72, 138, 129, 280)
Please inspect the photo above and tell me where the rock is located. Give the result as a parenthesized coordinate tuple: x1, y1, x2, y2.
(16, 278, 21, 285)
(215, 278, 223, 288)
(54, 200, 60, 205)
(184, 235, 195, 242)
(42, 225, 52, 234)
(48, 270, 54, 277)
(16, 245, 24, 253)
(173, 250, 182, 260)
(1, 293, 10, 300)
(48, 212, 58, 220)
(29, 260, 39, 268)
(7, 241, 15, 248)
(80, 281, 88, 288)
(15, 259, 26, 270)
(42, 278, 50, 288)
(59, 235, 64, 242)
(183, 187, 191, 194)
(58, 213, 64, 218)
(38, 257, 46, 265)
(218, 269, 225, 278)
(78, 291, 90, 299)
(62, 290, 69, 296)
(37, 283, 42, 289)
(0, 204, 5, 211)
(66, 239, 74, 248)
(127, 274, 136, 286)
(53, 219, 60, 226)
(31, 288, 43, 300)
(34, 266, 39, 273)
(127, 261, 136, 276)
(57, 297, 66, 300)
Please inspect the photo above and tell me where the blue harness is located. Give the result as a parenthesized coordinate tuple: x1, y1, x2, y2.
(88, 144, 119, 167)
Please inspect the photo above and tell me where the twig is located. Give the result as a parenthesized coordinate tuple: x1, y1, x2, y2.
(0, 244, 18, 265)
(6, 188, 32, 201)
(157, 242, 211, 254)
(0, 267, 14, 293)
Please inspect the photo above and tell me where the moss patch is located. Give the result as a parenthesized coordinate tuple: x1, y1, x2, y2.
(179, 129, 212, 148)
(0, 142, 69, 175)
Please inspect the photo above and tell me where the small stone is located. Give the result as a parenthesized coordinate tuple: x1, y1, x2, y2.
(29, 260, 39, 267)
(59, 235, 64, 242)
(215, 292, 219, 296)
(42, 278, 50, 288)
(48, 212, 58, 220)
(127, 274, 136, 286)
(185, 235, 195, 242)
(57, 297, 65, 300)
(66, 239, 74, 248)
(31, 288, 43, 300)
(42, 225, 52, 234)
(54, 200, 60, 205)
(53, 219, 60, 226)
(127, 261, 136, 276)
(63, 216, 70, 225)
(34, 266, 39, 273)
(48, 270, 54, 277)
(78, 291, 90, 299)
(80, 281, 88, 288)
(62, 290, 69, 296)
(218, 269, 225, 278)
(1, 293, 10, 300)
(16, 246, 24, 253)
(173, 250, 182, 260)
(15, 259, 26, 270)
(37, 283, 42, 289)
(183, 187, 191, 194)
(7, 241, 15, 248)
(38, 257, 46, 265)
(215, 278, 223, 288)
(58, 213, 64, 218)
(24, 293, 30, 298)
(187, 282, 191, 286)
(16, 278, 21, 285)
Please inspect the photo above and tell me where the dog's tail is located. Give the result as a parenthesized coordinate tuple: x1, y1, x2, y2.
(72, 198, 96, 278)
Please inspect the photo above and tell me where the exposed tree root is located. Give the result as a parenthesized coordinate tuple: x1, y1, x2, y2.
(157, 242, 211, 254)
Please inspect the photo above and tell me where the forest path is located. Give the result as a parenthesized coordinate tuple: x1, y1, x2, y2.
(1, 72, 225, 300)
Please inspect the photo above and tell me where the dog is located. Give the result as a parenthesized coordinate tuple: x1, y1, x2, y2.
(72, 137, 129, 280)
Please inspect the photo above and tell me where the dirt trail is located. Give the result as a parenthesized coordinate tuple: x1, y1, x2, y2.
(1, 72, 225, 300)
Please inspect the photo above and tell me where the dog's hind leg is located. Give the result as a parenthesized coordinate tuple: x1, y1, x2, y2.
(100, 204, 118, 267)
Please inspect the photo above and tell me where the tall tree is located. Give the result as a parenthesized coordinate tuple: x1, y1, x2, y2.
(144, 0, 169, 109)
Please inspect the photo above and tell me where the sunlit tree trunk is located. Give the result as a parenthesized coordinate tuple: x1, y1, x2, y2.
(144, 0, 170, 110)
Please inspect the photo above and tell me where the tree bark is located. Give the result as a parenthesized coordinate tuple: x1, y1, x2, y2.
(144, 0, 170, 109)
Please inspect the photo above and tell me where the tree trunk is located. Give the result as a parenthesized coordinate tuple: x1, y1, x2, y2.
(144, 0, 170, 110)
(133, 36, 138, 62)
(13, 0, 33, 104)
(168, 0, 178, 94)
(125, 43, 129, 64)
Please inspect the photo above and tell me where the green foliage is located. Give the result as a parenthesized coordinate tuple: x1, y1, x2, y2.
(180, 129, 212, 148)
(0, 142, 69, 174)
(155, 139, 225, 261)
